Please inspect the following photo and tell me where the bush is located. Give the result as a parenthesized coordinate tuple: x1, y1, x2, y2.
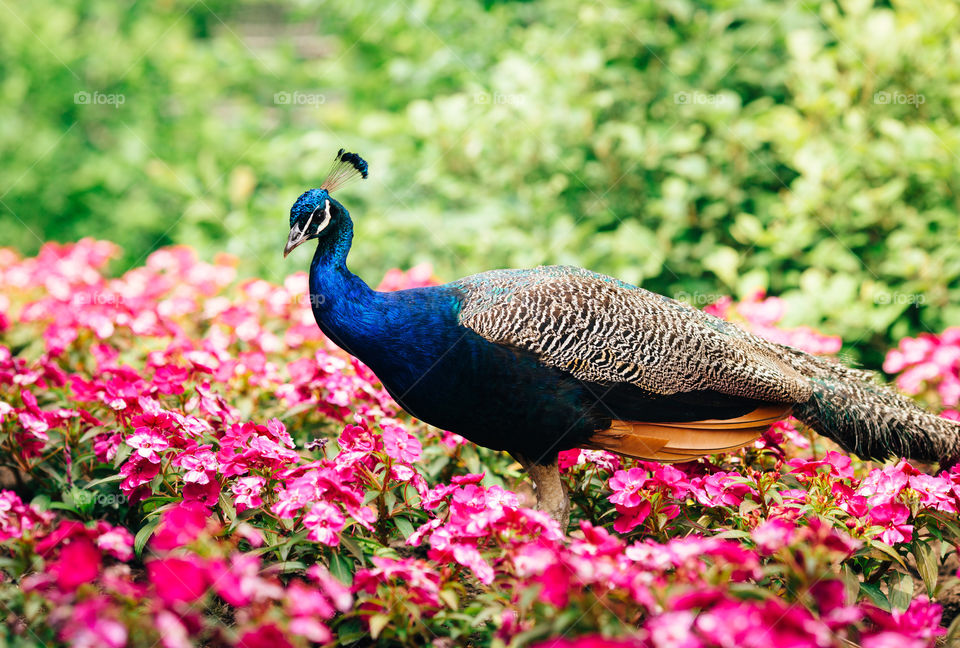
(1, 240, 959, 646)
(2, 0, 959, 366)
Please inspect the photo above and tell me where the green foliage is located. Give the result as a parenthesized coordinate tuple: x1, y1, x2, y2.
(2, 0, 959, 365)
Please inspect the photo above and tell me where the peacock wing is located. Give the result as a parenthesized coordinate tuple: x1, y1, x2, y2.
(454, 265, 814, 405)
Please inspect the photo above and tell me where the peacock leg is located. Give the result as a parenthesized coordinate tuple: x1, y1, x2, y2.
(511, 452, 569, 530)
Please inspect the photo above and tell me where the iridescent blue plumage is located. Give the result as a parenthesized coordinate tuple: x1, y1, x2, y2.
(298, 194, 601, 458)
(286, 150, 960, 527)
(290, 189, 321, 227)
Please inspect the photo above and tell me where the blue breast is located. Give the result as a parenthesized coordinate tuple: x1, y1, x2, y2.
(308, 262, 598, 455)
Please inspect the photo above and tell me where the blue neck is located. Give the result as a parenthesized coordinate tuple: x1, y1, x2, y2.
(308, 217, 382, 354)
(306, 214, 468, 397)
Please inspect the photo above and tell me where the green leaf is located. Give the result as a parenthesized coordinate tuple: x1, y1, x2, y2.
(340, 535, 365, 564)
(47, 501, 79, 513)
(112, 444, 132, 468)
(270, 561, 307, 574)
(77, 426, 107, 445)
(703, 246, 740, 288)
(859, 582, 889, 610)
(841, 564, 860, 600)
(29, 494, 51, 512)
(912, 541, 939, 597)
(930, 513, 960, 541)
(134, 518, 161, 558)
(867, 539, 908, 569)
(714, 529, 753, 541)
(84, 474, 124, 488)
(329, 553, 354, 585)
(394, 516, 415, 540)
(438, 588, 458, 610)
(886, 570, 913, 612)
(217, 492, 236, 525)
(369, 613, 390, 639)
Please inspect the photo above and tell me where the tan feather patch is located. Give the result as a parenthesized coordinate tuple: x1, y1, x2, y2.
(584, 404, 792, 462)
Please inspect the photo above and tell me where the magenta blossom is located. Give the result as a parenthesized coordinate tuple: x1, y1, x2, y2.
(231, 475, 267, 512)
(608, 467, 648, 508)
(302, 501, 346, 546)
(869, 501, 913, 545)
(382, 422, 422, 463)
(148, 555, 210, 605)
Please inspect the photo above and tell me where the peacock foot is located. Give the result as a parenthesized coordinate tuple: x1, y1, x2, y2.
(510, 452, 570, 532)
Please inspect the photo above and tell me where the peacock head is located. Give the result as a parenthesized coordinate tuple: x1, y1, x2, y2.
(284, 149, 368, 258)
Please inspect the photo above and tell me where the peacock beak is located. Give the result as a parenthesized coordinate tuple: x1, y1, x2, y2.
(283, 225, 308, 258)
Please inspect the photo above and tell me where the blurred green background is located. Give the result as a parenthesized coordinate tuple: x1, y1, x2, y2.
(1, 0, 959, 366)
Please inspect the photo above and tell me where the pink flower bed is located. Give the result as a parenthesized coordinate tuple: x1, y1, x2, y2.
(0, 240, 957, 646)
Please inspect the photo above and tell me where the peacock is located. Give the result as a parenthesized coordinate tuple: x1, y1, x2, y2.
(284, 150, 960, 527)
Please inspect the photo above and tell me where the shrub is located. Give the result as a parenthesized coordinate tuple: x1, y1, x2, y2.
(0, 240, 958, 646)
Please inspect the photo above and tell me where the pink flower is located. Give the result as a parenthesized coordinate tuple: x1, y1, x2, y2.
(647, 611, 701, 648)
(612, 500, 651, 533)
(787, 450, 854, 480)
(182, 476, 220, 506)
(382, 423, 422, 463)
(237, 623, 295, 648)
(691, 471, 756, 508)
(232, 475, 266, 511)
(96, 525, 134, 561)
(308, 563, 353, 612)
(338, 423, 377, 453)
(148, 555, 209, 605)
(48, 536, 101, 591)
(608, 467, 648, 508)
(558, 449, 582, 472)
(752, 518, 795, 554)
(155, 611, 190, 648)
(59, 598, 127, 648)
(864, 596, 944, 643)
(126, 429, 170, 463)
(207, 553, 283, 607)
(303, 501, 346, 546)
(171, 448, 218, 484)
(151, 502, 212, 551)
(810, 579, 862, 629)
(533, 637, 646, 648)
(119, 457, 160, 493)
(93, 433, 122, 462)
(869, 501, 913, 545)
